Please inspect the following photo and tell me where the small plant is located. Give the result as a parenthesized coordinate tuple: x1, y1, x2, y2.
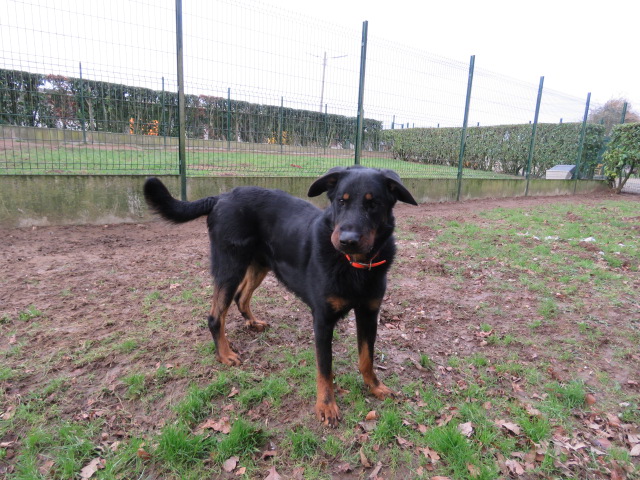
(419, 353, 436, 370)
(287, 427, 320, 460)
(215, 418, 265, 461)
(156, 423, 214, 468)
(116, 339, 139, 353)
(174, 374, 231, 426)
(122, 373, 147, 399)
(18, 305, 43, 321)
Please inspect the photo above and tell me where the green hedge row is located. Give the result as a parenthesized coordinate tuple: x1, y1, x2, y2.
(382, 123, 605, 177)
(0, 68, 382, 148)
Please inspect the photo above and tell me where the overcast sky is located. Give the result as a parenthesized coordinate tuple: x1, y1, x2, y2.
(2, 0, 638, 128)
(269, 0, 640, 110)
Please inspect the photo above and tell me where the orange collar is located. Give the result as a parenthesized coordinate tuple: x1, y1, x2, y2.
(345, 253, 387, 270)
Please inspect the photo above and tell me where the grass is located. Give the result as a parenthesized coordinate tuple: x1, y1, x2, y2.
(0, 146, 518, 179)
(1, 198, 639, 479)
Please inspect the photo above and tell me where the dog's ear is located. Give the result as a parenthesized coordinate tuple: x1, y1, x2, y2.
(380, 169, 418, 205)
(308, 166, 348, 197)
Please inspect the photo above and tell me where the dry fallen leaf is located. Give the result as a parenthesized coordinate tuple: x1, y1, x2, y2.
(497, 420, 521, 436)
(523, 403, 542, 418)
(505, 459, 525, 475)
(458, 421, 474, 437)
(368, 462, 383, 479)
(80, 457, 105, 479)
(420, 446, 441, 463)
(606, 413, 621, 428)
(467, 463, 480, 477)
(222, 456, 239, 473)
(585, 393, 597, 405)
(395, 435, 414, 448)
(264, 466, 282, 480)
(359, 446, 372, 468)
(136, 448, 152, 461)
(630, 444, 640, 457)
(365, 410, 378, 421)
(194, 416, 231, 435)
(235, 467, 246, 476)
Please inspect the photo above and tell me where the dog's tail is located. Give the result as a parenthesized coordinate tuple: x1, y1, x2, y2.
(143, 177, 217, 223)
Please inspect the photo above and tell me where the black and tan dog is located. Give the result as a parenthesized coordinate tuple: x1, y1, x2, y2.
(143, 166, 417, 426)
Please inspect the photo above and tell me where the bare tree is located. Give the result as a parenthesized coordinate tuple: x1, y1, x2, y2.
(589, 98, 640, 135)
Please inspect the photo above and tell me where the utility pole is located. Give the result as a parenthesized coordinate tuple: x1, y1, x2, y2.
(314, 51, 347, 112)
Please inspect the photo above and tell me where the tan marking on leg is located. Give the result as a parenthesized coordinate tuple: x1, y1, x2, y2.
(326, 295, 349, 313)
(315, 369, 340, 427)
(235, 263, 269, 331)
(368, 298, 382, 311)
(358, 338, 394, 399)
(211, 285, 240, 366)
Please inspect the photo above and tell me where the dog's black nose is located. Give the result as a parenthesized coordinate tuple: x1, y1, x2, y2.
(339, 231, 361, 248)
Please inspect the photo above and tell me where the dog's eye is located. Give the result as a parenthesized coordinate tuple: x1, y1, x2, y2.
(338, 198, 347, 206)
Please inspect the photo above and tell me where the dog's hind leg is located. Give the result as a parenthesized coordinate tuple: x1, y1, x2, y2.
(208, 283, 241, 366)
(234, 262, 270, 332)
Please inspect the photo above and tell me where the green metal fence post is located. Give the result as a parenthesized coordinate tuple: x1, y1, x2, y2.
(456, 55, 475, 202)
(620, 101, 628, 124)
(78, 62, 87, 144)
(161, 76, 167, 148)
(227, 87, 232, 151)
(525, 76, 544, 196)
(354, 20, 368, 165)
(573, 92, 591, 194)
(175, 0, 187, 200)
(279, 96, 283, 154)
(324, 103, 328, 153)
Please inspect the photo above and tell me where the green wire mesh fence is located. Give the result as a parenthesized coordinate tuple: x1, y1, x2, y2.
(0, 0, 609, 180)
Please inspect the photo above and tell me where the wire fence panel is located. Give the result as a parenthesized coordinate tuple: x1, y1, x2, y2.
(0, 0, 616, 182)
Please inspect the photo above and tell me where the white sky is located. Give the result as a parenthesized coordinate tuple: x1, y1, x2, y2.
(2, 0, 638, 128)
(272, 0, 640, 110)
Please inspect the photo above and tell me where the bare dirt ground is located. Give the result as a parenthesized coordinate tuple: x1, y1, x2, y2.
(1, 191, 639, 479)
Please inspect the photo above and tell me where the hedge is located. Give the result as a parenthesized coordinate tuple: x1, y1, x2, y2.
(0, 68, 382, 149)
(382, 123, 605, 177)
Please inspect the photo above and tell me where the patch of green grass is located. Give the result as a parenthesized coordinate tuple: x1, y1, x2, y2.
(214, 418, 265, 462)
(17, 305, 43, 321)
(546, 380, 586, 410)
(0, 367, 16, 382)
(121, 373, 147, 399)
(174, 374, 231, 426)
(116, 338, 139, 353)
(424, 422, 498, 480)
(538, 297, 559, 320)
(237, 375, 291, 409)
(419, 353, 436, 370)
(13, 422, 100, 480)
(371, 404, 409, 445)
(155, 423, 215, 468)
(287, 426, 320, 460)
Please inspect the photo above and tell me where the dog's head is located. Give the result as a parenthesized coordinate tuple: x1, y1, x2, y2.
(308, 166, 417, 257)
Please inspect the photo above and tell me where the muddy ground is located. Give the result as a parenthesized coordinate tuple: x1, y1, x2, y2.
(1, 191, 639, 478)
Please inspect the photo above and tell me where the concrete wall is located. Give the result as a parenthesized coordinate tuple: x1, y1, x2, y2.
(0, 175, 609, 228)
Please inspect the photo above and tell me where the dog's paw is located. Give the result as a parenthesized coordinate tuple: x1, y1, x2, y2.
(245, 318, 269, 332)
(217, 350, 241, 366)
(315, 401, 341, 428)
(370, 382, 396, 400)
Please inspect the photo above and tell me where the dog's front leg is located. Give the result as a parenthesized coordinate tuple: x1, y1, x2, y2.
(355, 303, 394, 399)
(313, 314, 341, 427)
